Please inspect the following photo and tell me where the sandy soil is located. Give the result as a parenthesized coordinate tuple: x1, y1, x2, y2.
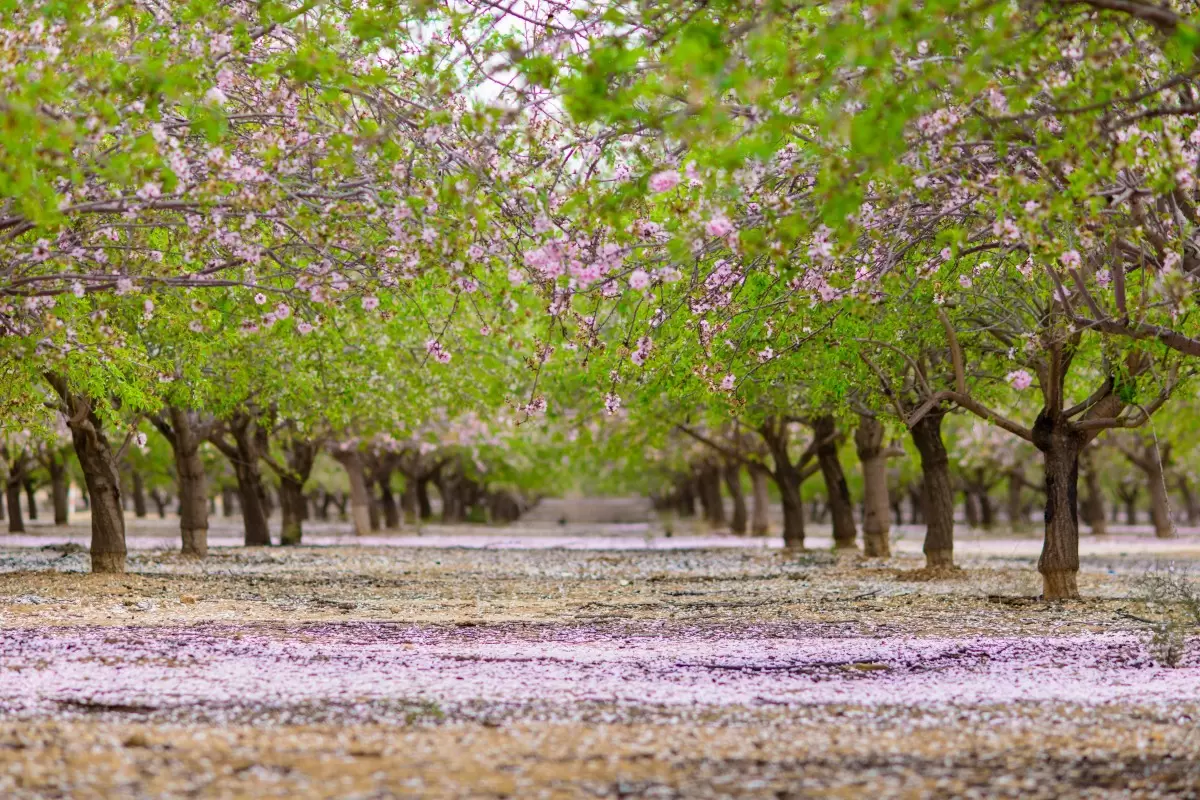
(1, 519, 1198, 798)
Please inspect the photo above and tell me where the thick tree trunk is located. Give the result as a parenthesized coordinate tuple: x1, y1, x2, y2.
(962, 489, 980, 528)
(813, 416, 856, 550)
(749, 466, 770, 536)
(336, 451, 373, 535)
(379, 473, 400, 530)
(1006, 468, 1026, 531)
(222, 486, 237, 517)
(416, 478, 433, 520)
(279, 477, 305, 546)
(6, 479, 23, 533)
(908, 484, 924, 525)
(1032, 413, 1082, 600)
(722, 462, 748, 535)
(49, 461, 69, 526)
(1177, 476, 1200, 528)
(176, 447, 208, 557)
(47, 374, 127, 573)
(855, 417, 891, 557)
(676, 478, 696, 517)
(401, 478, 418, 524)
(911, 410, 954, 569)
(978, 490, 995, 530)
(697, 466, 725, 528)
(1082, 468, 1107, 535)
(776, 470, 805, 548)
(130, 470, 148, 518)
(23, 479, 37, 521)
(1146, 463, 1174, 538)
(159, 409, 211, 558)
(1123, 493, 1138, 526)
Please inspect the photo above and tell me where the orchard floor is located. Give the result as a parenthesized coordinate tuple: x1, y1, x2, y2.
(2, 513, 1200, 798)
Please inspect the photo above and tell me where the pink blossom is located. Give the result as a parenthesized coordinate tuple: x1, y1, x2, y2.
(362, 296, 379, 311)
(136, 182, 161, 201)
(274, 303, 292, 319)
(705, 216, 734, 238)
(297, 321, 313, 335)
(604, 392, 622, 415)
(1007, 369, 1034, 390)
(647, 170, 680, 193)
(958, 274, 972, 289)
(1060, 249, 1082, 269)
(1096, 269, 1112, 288)
(205, 86, 228, 106)
(628, 269, 650, 290)
(254, 293, 267, 305)
(720, 374, 736, 391)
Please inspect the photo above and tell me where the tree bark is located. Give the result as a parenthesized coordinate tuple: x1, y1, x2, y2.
(23, 479, 37, 521)
(379, 472, 400, 530)
(855, 416, 891, 557)
(1177, 476, 1200, 528)
(416, 478, 433, 520)
(1006, 467, 1027, 531)
(130, 469, 148, 518)
(978, 489, 995, 530)
(722, 462, 748, 535)
(154, 408, 211, 558)
(1032, 412, 1082, 600)
(696, 465, 725, 528)
(222, 486, 237, 517)
(749, 466, 770, 536)
(279, 476, 306, 545)
(401, 478, 418, 524)
(46, 374, 126, 572)
(1146, 461, 1174, 538)
(335, 450, 373, 535)
(962, 489, 980, 528)
(49, 459, 69, 526)
(6, 477, 24, 533)
(813, 416, 856, 550)
(911, 410, 954, 569)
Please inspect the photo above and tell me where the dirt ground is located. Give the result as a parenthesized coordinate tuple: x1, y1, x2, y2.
(1, 517, 1199, 799)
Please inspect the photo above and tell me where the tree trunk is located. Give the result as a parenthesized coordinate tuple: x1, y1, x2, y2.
(6, 478, 23, 533)
(159, 409, 211, 558)
(978, 489, 995, 530)
(697, 466, 725, 528)
(47, 375, 127, 573)
(379, 472, 400, 530)
(1032, 413, 1082, 600)
(911, 410, 954, 569)
(962, 489, 980, 528)
(49, 461, 69, 525)
(1146, 461, 1174, 538)
(676, 478, 696, 517)
(279, 477, 305, 546)
(908, 484, 924, 525)
(771, 467, 805, 548)
(176, 446, 208, 557)
(336, 451, 373, 535)
(1006, 468, 1026, 531)
(222, 486, 237, 517)
(401, 478, 417, 524)
(749, 466, 770, 536)
(813, 416, 856, 550)
(855, 417, 891, 557)
(1124, 493, 1138, 526)
(1177, 476, 1200, 528)
(416, 478, 433, 520)
(722, 462, 748, 535)
(130, 470, 148, 518)
(23, 479, 38, 521)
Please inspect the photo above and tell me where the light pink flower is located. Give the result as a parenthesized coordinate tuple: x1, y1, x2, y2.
(647, 170, 680, 193)
(1007, 369, 1034, 391)
(705, 216, 734, 238)
(628, 269, 650, 290)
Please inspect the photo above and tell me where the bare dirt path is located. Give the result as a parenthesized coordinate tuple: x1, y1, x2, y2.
(1, 522, 1198, 798)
